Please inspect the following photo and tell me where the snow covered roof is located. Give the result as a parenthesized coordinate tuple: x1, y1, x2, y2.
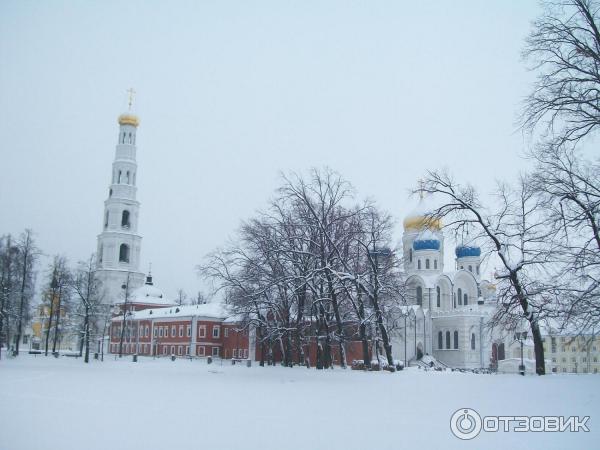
(123, 302, 233, 321)
(129, 283, 174, 306)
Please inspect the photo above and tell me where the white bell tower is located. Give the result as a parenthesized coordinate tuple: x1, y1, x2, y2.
(96, 89, 145, 304)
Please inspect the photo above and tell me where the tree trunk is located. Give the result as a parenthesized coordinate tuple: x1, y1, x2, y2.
(44, 292, 55, 356)
(52, 285, 63, 354)
(15, 238, 30, 356)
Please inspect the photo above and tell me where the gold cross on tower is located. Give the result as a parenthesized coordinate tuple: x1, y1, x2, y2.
(127, 87, 136, 111)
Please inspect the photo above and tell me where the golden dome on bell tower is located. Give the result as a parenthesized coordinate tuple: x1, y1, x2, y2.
(118, 87, 139, 127)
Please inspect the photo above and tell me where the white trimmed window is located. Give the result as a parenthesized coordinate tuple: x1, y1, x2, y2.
(186, 346, 189, 355)
(162, 346, 167, 355)
(171, 326, 176, 337)
(212, 326, 220, 339)
(171, 345, 175, 355)
(224, 328, 229, 338)
(212, 347, 219, 357)
(145, 326, 149, 337)
(179, 326, 183, 337)
(244, 349, 248, 358)
(197, 346, 205, 356)
(159, 328, 163, 337)
(187, 325, 191, 337)
(233, 349, 237, 358)
(178, 346, 183, 355)
(199, 325, 206, 338)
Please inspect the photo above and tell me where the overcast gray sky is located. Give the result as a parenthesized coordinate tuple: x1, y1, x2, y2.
(0, 1, 542, 299)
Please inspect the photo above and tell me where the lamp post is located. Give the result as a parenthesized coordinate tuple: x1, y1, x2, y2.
(514, 331, 528, 376)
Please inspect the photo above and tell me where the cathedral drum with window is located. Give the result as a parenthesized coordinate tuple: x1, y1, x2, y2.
(389, 201, 496, 369)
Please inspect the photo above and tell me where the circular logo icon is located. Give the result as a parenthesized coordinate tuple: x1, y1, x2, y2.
(450, 408, 482, 440)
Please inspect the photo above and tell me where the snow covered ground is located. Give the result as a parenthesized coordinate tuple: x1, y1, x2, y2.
(1, 355, 598, 450)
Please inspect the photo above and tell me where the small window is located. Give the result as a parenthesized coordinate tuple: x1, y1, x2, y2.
(212, 326, 220, 339)
(454, 331, 459, 349)
(463, 293, 468, 305)
(104, 211, 109, 228)
(197, 346, 205, 356)
(468, 265, 473, 273)
(417, 259, 421, 270)
(119, 244, 130, 263)
(199, 325, 206, 338)
(244, 349, 248, 358)
(416, 286, 422, 306)
(212, 347, 220, 357)
(121, 210, 130, 228)
(162, 346, 167, 355)
(436, 286, 441, 308)
(434, 259, 438, 269)
(409, 248, 413, 262)
(233, 349, 237, 358)
(425, 259, 430, 269)
(171, 326, 176, 337)
(458, 288, 462, 306)
(446, 331, 451, 349)
(179, 326, 183, 337)
(471, 333, 476, 350)
(159, 328, 163, 337)
(178, 346, 182, 355)
(170, 346, 175, 355)
(438, 331, 443, 349)
(145, 326, 149, 337)
(224, 328, 229, 338)
(187, 325, 191, 337)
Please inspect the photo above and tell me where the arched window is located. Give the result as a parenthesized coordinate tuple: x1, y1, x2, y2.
(463, 293, 468, 305)
(436, 286, 441, 307)
(409, 248, 413, 262)
(128, 132, 132, 143)
(445, 331, 451, 349)
(434, 259, 438, 269)
(468, 265, 473, 272)
(425, 259, 430, 269)
(477, 265, 480, 275)
(122, 132, 126, 144)
(471, 333, 476, 350)
(458, 288, 462, 305)
(126, 171, 130, 184)
(417, 260, 421, 269)
(453, 330, 459, 349)
(416, 286, 422, 306)
(133, 172, 136, 185)
(453, 292, 456, 308)
(119, 244, 130, 263)
(98, 245, 103, 263)
(438, 331, 443, 349)
(109, 188, 112, 198)
(121, 210, 130, 228)
(104, 211, 109, 228)
(118, 170, 122, 184)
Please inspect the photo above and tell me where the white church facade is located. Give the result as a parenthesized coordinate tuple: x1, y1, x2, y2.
(389, 204, 498, 369)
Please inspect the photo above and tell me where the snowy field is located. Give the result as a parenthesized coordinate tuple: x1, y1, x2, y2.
(1, 355, 598, 450)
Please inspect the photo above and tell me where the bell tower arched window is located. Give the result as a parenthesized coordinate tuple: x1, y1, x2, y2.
(121, 210, 130, 228)
(417, 259, 421, 269)
(454, 331, 459, 349)
(425, 259, 430, 269)
(463, 293, 468, 305)
(434, 259, 438, 269)
(119, 244, 130, 263)
(438, 331, 443, 349)
(409, 248, 413, 262)
(458, 288, 463, 305)
(471, 333, 476, 350)
(445, 331, 451, 349)
(416, 286, 423, 306)
(104, 211, 109, 228)
(436, 286, 441, 307)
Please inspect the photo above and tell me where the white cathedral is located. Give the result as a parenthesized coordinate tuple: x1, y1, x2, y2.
(93, 102, 504, 370)
(389, 202, 499, 369)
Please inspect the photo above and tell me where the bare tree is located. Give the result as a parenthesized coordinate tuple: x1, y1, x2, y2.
(522, 0, 600, 146)
(71, 254, 105, 363)
(531, 145, 600, 332)
(0, 235, 19, 359)
(14, 229, 38, 355)
(420, 171, 557, 375)
(176, 289, 187, 306)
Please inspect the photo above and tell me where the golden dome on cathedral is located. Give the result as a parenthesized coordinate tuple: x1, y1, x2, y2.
(403, 214, 442, 231)
(118, 113, 139, 127)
